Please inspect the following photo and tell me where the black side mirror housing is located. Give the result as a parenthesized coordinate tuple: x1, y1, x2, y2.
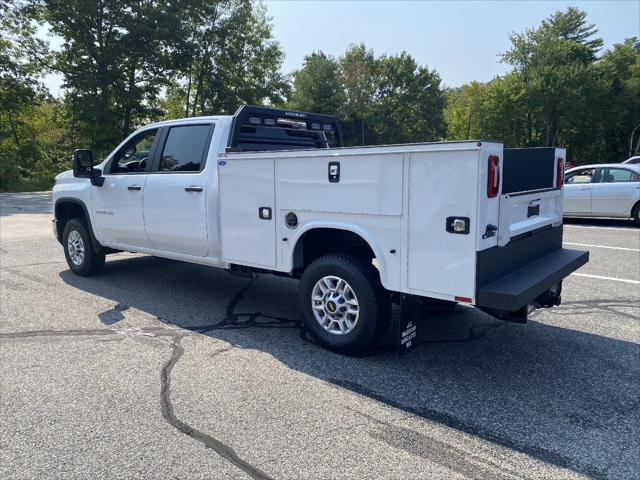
(72, 149, 104, 186)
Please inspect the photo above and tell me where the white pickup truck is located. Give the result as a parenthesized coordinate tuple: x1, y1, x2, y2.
(53, 105, 588, 354)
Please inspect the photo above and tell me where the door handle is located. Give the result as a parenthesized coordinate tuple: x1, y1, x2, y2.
(128, 185, 142, 191)
(579, 187, 591, 190)
(185, 186, 203, 192)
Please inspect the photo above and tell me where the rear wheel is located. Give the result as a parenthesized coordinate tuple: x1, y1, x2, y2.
(632, 202, 640, 227)
(63, 218, 105, 276)
(298, 254, 390, 355)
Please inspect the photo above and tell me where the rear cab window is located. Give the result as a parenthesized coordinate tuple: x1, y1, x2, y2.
(155, 124, 213, 173)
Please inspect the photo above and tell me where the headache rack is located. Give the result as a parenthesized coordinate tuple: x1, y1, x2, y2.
(226, 105, 343, 152)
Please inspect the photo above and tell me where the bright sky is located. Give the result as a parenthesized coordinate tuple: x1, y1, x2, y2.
(44, 0, 640, 95)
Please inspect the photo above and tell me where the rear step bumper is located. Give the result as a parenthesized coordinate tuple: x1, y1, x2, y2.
(477, 248, 589, 313)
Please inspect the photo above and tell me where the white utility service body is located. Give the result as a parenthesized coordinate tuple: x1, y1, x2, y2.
(53, 105, 588, 354)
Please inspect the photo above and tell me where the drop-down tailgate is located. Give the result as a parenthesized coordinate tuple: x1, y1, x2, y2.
(497, 188, 564, 247)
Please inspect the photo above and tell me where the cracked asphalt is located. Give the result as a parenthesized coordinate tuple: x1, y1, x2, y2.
(1, 191, 639, 480)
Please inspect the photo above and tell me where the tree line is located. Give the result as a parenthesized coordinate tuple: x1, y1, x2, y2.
(1, 1, 638, 191)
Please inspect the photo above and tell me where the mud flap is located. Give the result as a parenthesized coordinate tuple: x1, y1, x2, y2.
(398, 294, 420, 355)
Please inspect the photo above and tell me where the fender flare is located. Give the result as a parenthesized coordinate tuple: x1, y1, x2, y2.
(289, 221, 389, 289)
(54, 197, 103, 252)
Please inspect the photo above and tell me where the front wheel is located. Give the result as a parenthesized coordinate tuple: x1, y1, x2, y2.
(62, 218, 105, 276)
(298, 254, 390, 355)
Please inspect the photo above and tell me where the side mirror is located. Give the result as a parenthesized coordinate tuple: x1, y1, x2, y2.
(72, 149, 104, 186)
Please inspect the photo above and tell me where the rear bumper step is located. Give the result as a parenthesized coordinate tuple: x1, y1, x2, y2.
(477, 248, 589, 312)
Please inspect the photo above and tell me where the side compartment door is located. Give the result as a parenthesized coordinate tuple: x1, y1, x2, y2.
(563, 168, 596, 214)
(143, 124, 214, 256)
(219, 157, 276, 268)
(92, 129, 158, 248)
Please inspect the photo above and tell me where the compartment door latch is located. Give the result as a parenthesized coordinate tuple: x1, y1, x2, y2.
(328, 162, 340, 182)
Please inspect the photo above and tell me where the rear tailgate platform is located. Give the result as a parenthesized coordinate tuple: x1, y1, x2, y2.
(476, 225, 589, 315)
(477, 248, 588, 311)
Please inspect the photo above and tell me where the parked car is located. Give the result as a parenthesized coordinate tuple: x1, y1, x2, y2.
(564, 163, 640, 225)
(623, 156, 640, 165)
(52, 105, 588, 354)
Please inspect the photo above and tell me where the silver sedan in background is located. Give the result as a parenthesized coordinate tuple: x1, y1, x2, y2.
(564, 163, 640, 226)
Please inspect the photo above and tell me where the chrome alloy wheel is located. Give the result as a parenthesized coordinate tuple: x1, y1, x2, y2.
(311, 275, 360, 335)
(67, 230, 85, 266)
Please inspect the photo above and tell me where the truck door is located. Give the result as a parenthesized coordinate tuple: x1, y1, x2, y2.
(92, 129, 157, 248)
(142, 124, 214, 256)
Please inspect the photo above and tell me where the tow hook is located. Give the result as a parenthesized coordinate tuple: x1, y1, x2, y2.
(482, 224, 498, 239)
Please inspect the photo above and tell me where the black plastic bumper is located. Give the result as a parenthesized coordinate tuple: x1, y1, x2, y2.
(477, 247, 589, 312)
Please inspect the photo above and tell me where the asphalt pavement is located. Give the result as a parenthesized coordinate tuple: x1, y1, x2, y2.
(1, 192, 638, 480)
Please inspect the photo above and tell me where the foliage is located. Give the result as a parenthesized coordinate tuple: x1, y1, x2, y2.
(289, 44, 446, 146)
(288, 51, 345, 116)
(0, 0, 55, 191)
(1, 4, 638, 191)
(163, 0, 289, 117)
(444, 8, 640, 164)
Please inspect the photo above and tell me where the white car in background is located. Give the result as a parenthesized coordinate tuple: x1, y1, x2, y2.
(623, 156, 640, 165)
(564, 163, 640, 225)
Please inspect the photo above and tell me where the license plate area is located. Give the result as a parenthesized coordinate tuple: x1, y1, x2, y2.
(527, 203, 540, 218)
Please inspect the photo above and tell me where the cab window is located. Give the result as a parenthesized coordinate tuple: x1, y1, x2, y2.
(110, 130, 157, 174)
(157, 125, 212, 172)
(565, 168, 595, 184)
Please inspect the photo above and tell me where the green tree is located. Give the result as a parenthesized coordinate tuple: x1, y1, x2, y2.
(501, 7, 606, 149)
(371, 52, 445, 144)
(597, 38, 640, 160)
(175, 0, 288, 117)
(0, 0, 51, 190)
(41, 0, 180, 153)
(335, 44, 446, 146)
(288, 51, 345, 115)
(340, 44, 378, 145)
(444, 7, 638, 165)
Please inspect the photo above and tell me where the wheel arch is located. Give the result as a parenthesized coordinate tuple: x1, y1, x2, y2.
(289, 222, 389, 289)
(54, 197, 102, 252)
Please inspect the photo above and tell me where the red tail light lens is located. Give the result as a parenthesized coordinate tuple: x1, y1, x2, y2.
(557, 157, 565, 187)
(487, 155, 500, 198)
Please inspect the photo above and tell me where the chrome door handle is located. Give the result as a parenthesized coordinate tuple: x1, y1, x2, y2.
(579, 187, 591, 190)
(185, 186, 203, 192)
(128, 185, 142, 191)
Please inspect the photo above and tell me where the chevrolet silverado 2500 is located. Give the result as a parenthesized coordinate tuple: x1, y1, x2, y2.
(52, 105, 589, 354)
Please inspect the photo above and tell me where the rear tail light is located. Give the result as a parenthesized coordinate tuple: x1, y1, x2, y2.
(487, 155, 500, 198)
(556, 157, 565, 187)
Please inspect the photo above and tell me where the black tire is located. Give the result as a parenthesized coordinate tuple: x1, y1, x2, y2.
(298, 254, 390, 355)
(632, 202, 640, 227)
(62, 218, 105, 276)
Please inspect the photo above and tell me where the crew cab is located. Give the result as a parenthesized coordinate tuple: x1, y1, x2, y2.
(53, 106, 588, 354)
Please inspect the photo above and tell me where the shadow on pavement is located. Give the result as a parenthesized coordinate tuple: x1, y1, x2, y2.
(60, 255, 640, 480)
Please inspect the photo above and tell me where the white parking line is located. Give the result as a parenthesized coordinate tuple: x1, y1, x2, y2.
(564, 224, 638, 232)
(571, 273, 640, 285)
(564, 242, 640, 252)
